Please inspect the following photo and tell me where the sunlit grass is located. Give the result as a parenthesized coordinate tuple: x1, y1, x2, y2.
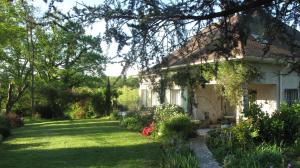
(0, 118, 161, 168)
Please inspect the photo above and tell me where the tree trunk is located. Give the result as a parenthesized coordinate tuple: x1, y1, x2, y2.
(6, 83, 14, 114)
(5, 82, 29, 114)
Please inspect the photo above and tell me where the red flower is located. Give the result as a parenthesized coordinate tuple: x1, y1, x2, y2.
(142, 121, 155, 136)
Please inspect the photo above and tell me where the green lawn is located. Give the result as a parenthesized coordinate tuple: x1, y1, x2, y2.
(0, 118, 161, 168)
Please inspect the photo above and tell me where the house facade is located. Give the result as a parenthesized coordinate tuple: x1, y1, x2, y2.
(139, 11, 300, 124)
(140, 61, 300, 123)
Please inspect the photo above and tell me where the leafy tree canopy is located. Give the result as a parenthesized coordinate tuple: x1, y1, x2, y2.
(45, 0, 300, 74)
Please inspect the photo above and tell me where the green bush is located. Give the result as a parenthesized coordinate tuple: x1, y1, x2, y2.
(110, 110, 120, 120)
(159, 114, 193, 139)
(154, 104, 185, 123)
(244, 103, 300, 144)
(0, 113, 11, 139)
(0, 127, 10, 138)
(66, 101, 96, 119)
(120, 112, 154, 131)
(0, 114, 10, 128)
(161, 144, 199, 168)
(120, 116, 143, 131)
(223, 144, 284, 168)
(231, 120, 259, 147)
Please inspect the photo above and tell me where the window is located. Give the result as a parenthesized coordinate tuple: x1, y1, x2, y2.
(141, 89, 147, 106)
(284, 89, 299, 105)
(151, 92, 159, 106)
(170, 89, 181, 106)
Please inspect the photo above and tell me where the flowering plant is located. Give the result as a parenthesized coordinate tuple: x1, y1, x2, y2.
(142, 121, 155, 136)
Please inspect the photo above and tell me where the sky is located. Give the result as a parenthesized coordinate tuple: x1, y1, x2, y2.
(32, 0, 138, 77)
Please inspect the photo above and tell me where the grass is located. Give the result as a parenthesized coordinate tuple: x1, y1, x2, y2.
(0, 118, 161, 168)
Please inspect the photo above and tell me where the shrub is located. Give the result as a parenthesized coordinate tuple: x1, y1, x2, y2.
(0, 127, 11, 138)
(161, 144, 199, 168)
(159, 114, 193, 139)
(0, 113, 11, 138)
(223, 144, 284, 168)
(0, 113, 10, 128)
(67, 101, 93, 119)
(154, 104, 184, 123)
(245, 103, 300, 144)
(231, 120, 259, 147)
(120, 116, 143, 131)
(110, 110, 120, 120)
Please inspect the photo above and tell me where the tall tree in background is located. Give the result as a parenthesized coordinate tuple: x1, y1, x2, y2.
(0, 0, 36, 113)
(0, 0, 106, 114)
(105, 77, 112, 116)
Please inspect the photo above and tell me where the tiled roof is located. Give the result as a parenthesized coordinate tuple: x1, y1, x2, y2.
(157, 11, 300, 69)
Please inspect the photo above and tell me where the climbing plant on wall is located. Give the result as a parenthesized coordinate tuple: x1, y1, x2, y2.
(149, 61, 259, 114)
(213, 61, 261, 106)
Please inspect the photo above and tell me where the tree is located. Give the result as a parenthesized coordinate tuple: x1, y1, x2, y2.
(34, 17, 106, 88)
(105, 77, 112, 116)
(0, 0, 36, 113)
(0, 0, 107, 115)
(43, 0, 300, 74)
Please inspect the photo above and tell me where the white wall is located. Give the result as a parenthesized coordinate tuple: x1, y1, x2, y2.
(248, 84, 277, 115)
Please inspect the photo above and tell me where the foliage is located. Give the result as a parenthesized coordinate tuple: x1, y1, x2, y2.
(245, 103, 300, 144)
(65, 87, 106, 119)
(104, 77, 112, 115)
(153, 104, 185, 124)
(0, 0, 33, 113)
(109, 110, 120, 120)
(231, 120, 259, 147)
(0, 127, 10, 139)
(208, 128, 285, 168)
(70, 0, 300, 72)
(110, 76, 139, 89)
(214, 61, 260, 105)
(208, 103, 300, 167)
(120, 116, 142, 131)
(160, 143, 199, 168)
(171, 65, 212, 88)
(117, 86, 139, 111)
(120, 112, 153, 131)
(222, 144, 284, 168)
(0, 113, 10, 138)
(0, 1, 106, 116)
(159, 114, 193, 139)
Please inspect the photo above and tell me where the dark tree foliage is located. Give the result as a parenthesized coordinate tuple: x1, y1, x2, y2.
(45, 0, 300, 75)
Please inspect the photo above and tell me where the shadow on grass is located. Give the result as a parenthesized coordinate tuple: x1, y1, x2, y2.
(12, 120, 130, 138)
(0, 142, 50, 151)
(0, 119, 161, 168)
(0, 142, 161, 168)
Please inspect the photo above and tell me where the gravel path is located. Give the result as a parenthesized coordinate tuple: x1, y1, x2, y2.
(189, 131, 222, 168)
